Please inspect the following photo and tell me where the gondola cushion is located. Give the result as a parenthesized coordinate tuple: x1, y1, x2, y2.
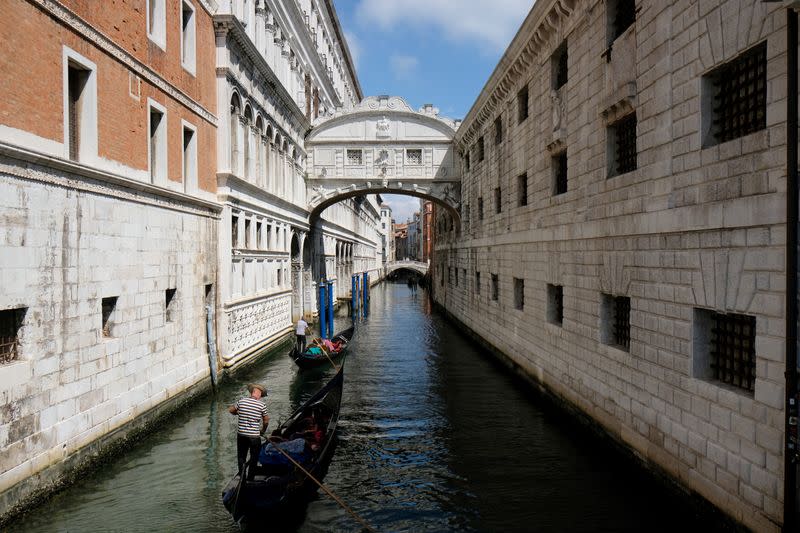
(259, 438, 310, 465)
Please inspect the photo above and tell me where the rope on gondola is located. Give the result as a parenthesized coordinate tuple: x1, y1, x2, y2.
(266, 436, 375, 533)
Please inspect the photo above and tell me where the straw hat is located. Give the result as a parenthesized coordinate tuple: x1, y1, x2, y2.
(247, 383, 267, 395)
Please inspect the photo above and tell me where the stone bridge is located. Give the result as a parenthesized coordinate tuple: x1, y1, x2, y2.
(385, 260, 429, 276)
(305, 96, 462, 225)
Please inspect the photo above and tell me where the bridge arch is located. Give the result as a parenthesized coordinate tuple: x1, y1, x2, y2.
(385, 260, 428, 276)
(305, 96, 462, 228)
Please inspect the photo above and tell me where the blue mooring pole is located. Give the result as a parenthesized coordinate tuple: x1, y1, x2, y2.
(362, 272, 368, 317)
(327, 280, 334, 338)
(351, 275, 357, 318)
(319, 282, 327, 340)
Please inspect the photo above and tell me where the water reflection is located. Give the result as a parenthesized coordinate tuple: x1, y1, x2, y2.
(9, 282, 726, 533)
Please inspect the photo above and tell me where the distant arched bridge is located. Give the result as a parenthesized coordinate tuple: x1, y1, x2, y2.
(385, 260, 428, 276)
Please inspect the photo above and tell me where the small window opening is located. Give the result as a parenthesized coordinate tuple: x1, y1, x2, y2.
(478, 197, 484, 220)
(476, 271, 481, 295)
(518, 173, 528, 206)
(0, 307, 26, 364)
(346, 149, 363, 165)
(513, 278, 524, 310)
(165, 288, 177, 322)
(547, 284, 563, 325)
(231, 214, 239, 248)
(102, 296, 117, 338)
(491, 274, 499, 301)
(601, 294, 630, 351)
(494, 187, 502, 214)
(494, 116, 503, 145)
(609, 113, 637, 177)
(552, 43, 568, 90)
(245, 218, 252, 249)
(477, 137, 485, 162)
(67, 64, 90, 162)
(553, 151, 568, 195)
(518, 85, 529, 123)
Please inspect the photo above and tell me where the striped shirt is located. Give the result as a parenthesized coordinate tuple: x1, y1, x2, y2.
(236, 397, 267, 436)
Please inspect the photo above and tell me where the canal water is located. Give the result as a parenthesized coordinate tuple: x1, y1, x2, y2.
(10, 282, 727, 532)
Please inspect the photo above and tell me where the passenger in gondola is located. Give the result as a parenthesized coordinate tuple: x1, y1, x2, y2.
(229, 383, 269, 480)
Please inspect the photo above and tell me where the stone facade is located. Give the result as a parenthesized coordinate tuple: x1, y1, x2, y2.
(434, 0, 794, 530)
(0, 0, 220, 521)
(213, 0, 382, 366)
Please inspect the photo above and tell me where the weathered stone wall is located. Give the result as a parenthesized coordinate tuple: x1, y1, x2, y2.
(0, 157, 218, 518)
(435, 1, 791, 530)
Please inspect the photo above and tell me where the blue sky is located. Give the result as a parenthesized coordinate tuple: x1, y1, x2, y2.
(334, 0, 533, 222)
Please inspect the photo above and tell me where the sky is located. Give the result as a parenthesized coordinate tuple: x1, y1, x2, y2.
(333, 0, 533, 223)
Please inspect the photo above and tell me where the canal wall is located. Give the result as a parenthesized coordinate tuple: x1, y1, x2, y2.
(0, 157, 219, 525)
(433, 1, 790, 531)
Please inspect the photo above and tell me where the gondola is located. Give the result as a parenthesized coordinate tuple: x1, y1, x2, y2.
(221, 364, 344, 524)
(290, 326, 354, 369)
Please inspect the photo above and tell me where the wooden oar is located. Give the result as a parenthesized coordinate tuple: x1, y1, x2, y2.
(266, 437, 374, 532)
(230, 464, 247, 522)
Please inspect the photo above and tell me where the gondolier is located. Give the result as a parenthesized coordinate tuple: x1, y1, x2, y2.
(295, 317, 309, 353)
(229, 383, 269, 480)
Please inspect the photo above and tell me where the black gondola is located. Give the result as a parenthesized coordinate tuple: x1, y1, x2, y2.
(221, 364, 344, 524)
(290, 326, 354, 369)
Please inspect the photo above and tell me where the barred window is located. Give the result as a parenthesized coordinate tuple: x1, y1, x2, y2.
(518, 85, 529, 123)
(102, 296, 118, 338)
(476, 271, 481, 295)
(0, 308, 26, 365)
(406, 149, 422, 165)
(547, 284, 563, 325)
(494, 187, 502, 214)
(694, 309, 756, 393)
(465, 152, 470, 172)
(491, 274, 499, 301)
(346, 149, 363, 165)
(477, 136, 485, 162)
(518, 173, 528, 206)
(704, 42, 767, 146)
(478, 197, 484, 220)
(609, 113, 637, 177)
(494, 116, 503, 145)
(553, 152, 568, 195)
(552, 43, 568, 90)
(514, 278, 524, 310)
(601, 294, 630, 351)
(231, 215, 239, 248)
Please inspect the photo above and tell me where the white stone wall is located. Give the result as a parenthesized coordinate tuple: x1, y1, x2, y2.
(0, 158, 217, 502)
(435, 1, 791, 531)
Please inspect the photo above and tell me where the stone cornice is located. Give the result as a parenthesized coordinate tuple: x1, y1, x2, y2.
(270, 0, 344, 110)
(30, 0, 217, 127)
(214, 14, 311, 133)
(320, 0, 363, 101)
(0, 142, 222, 218)
(456, 0, 578, 149)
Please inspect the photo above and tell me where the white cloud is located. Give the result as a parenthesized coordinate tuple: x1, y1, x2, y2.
(356, 0, 532, 53)
(383, 194, 422, 223)
(389, 54, 419, 80)
(343, 30, 362, 69)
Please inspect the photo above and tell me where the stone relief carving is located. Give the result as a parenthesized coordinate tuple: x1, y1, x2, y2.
(376, 116, 391, 138)
(551, 88, 566, 134)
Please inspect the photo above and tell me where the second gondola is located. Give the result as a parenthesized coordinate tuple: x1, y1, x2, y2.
(291, 326, 354, 369)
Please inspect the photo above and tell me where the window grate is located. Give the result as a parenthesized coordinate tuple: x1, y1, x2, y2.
(478, 197, 484, 220)
(613, 296, 631, 350)
(554, 152, 568, 195)
(346, 149, 363, 165)
(494, 116, 503, 145)
(494, 187, 502, 214)
(710, 312, 756, 391)
(477, 137, 485, 162)
(711, 43, 766, 144)
(518, 173, 528, 206)
(613, 0, 636, 40)
(0, 308, 25, 364)
(407, 149, 422, 165)
(491, 274, 499, 301)
(614, 114, 637, 175)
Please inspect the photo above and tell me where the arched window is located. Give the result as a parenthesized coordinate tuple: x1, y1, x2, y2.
(243, 104, 253, 179)
(265, 124, 274, 192)
(255, 115, 264, 186)
(230, 93, 241, 172)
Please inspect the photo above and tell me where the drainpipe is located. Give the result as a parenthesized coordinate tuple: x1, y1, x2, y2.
(205, 304, 218, 389)
(784, 5, 799, 531)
